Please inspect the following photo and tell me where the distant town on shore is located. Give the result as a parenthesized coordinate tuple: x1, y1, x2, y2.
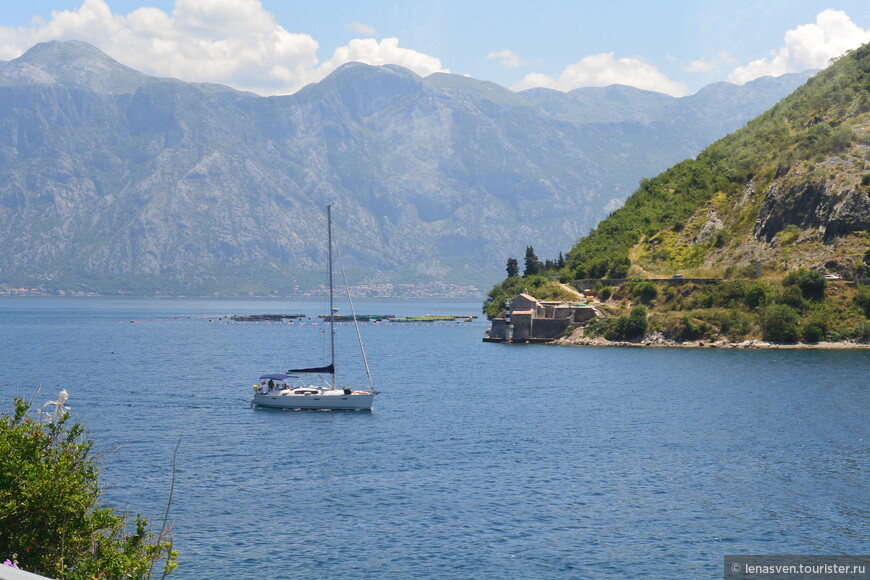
(0, 282, 483, 299)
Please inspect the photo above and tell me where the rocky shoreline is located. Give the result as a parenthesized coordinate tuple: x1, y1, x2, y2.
(554, 330, 870, 349)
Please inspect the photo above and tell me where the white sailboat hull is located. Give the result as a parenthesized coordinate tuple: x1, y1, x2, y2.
(252, 391, 374, 410)
(251, 205, 378, 412)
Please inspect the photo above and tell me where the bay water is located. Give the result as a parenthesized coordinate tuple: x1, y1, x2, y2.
(0, 297, 867, 579)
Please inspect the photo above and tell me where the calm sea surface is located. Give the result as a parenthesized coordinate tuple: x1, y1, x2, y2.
(0, 297, 867, 579)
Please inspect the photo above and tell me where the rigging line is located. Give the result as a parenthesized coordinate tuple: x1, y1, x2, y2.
(333, 236, 376, 393)
(327, 203, 336, 388)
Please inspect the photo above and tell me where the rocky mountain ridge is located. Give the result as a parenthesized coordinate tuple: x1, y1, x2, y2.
(0, 40, 814, 294)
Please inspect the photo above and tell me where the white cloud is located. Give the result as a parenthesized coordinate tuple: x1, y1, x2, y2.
(487, 49, 526, 69)
(318, 37, 446, 78)
(683, 51, 737, 74)
(0, 0, 445, 95)
(730, 9, 870, 84)
(515, 52, 688, 97)
(684, 59, 714, 73)
(173, 0, 276, 36)
(346, 22, 376, 36)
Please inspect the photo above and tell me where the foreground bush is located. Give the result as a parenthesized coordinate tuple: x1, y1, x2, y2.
(0, 398, 176, 579)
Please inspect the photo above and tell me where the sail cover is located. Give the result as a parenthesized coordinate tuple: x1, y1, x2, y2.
(286, 364, 335, 374)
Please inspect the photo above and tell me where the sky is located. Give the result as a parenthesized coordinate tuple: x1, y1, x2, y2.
(0, 0, 868, 97)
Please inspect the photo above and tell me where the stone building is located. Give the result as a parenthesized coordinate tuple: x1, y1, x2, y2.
(483, 293, 598, 343)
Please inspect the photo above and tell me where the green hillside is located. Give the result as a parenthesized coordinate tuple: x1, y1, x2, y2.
(485, 44, 870, 343)
(564, 42, 870, 281)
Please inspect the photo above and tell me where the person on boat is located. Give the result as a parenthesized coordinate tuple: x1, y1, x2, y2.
(268, 379, 275, 391)
(343, 387, 352, 395)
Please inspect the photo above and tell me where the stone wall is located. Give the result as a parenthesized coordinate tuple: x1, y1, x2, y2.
(532, 318, 572, 339)
(488, 318, 507, 340)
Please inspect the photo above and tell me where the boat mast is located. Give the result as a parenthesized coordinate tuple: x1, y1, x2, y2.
(327, 203, 336, 389)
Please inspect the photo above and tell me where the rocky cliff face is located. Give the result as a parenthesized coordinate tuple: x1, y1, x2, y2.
(0, 41, 814, 294)
(755, 169, 870, 242)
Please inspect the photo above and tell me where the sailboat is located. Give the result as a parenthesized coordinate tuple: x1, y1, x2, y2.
(250, 204, 378, 411)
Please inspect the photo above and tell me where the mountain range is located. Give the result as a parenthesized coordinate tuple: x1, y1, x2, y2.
(0, 40, 814, 295)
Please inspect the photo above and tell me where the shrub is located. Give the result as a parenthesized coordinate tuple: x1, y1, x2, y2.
(855, 320, 870, 342)
(598, 305, 648, 341)
(761, 304, 800, 343)
(732, 314, 754, 339)
(855, 284, 870, 318)
(600, 318, 621, 341)
(707, 308, 753, 339)
(622, 305, 649, 339)
(679, 316, 706, 341)
(605, 318, 630, 341)
(599, 286, 612, 301)
(802, 316, 827, 342)
(629, 281, 658, 304)
(697, 289, 715, 308)
(717, 280, 747, 306)
(744, 281, 772, 310)
(724, 263, 760, 279)
(783, 268, 826, 301)
(776, 285, 805, 310)
(830, 124, 855, 152)
(584, 317, 610, 339)
(0, 398, 176, 579)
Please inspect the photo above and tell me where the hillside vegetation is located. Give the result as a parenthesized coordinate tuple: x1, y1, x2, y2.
(486, 43, 870, 344)
(561, 42, 870, 281)
(576, 274, 870, 345)
(0, 398, 176, 578)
